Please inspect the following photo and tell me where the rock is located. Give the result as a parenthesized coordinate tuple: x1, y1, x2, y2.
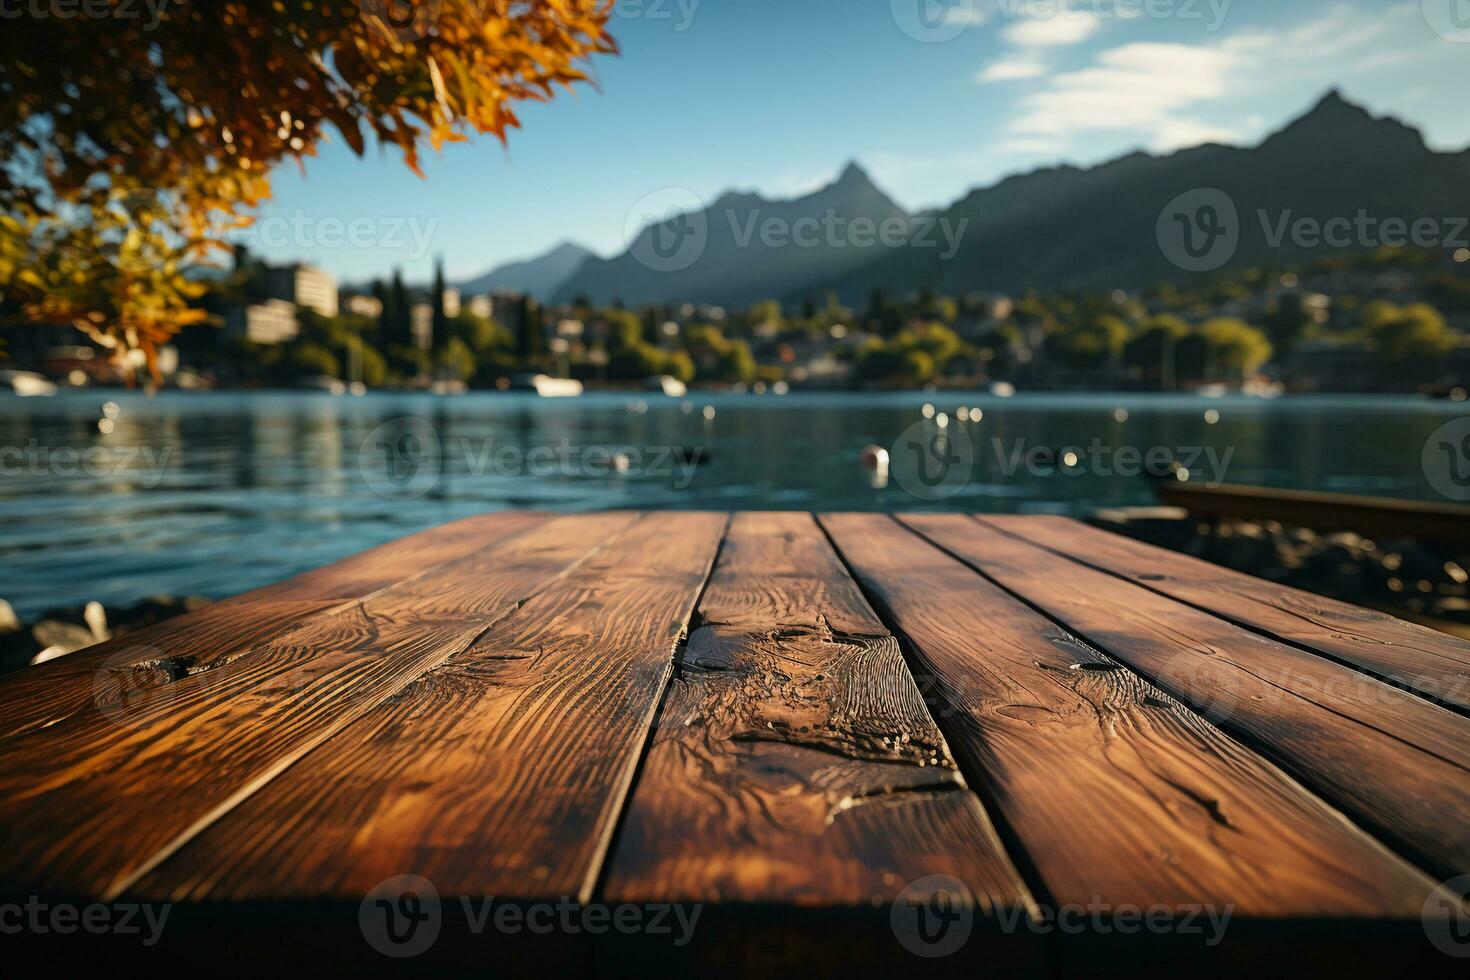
(0, 599, 19, 636)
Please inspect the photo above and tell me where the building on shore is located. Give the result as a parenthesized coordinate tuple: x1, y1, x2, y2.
(227, 299, 300, 345)
(262, 263, 339, 318)
(342, 293, 383, 319)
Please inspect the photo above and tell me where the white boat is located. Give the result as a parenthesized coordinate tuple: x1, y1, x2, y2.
(300, 376, 347, 395)
(646, 375, 688, 397)
(510, 373, 584, 397)
(0, 370, 58, 397)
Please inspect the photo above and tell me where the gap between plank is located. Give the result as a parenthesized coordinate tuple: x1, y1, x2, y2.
(107, 514, 652, 902)
(894, 514, 1457, 886)
(580, 512, 734, 906)
(813, 513, 1059, 913)
(972, 515, 1470, 721)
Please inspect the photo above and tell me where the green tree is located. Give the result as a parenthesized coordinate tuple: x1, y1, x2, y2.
(1262, 295, 1313, 352)
(290, 342, 340, 379)
(1198, 318, 1274, 377)
(664, 350, 696, 384)
(1369, 302, 1456, 363)
(717, 340, 757, 385)
(899, 349, 935, 384)
(438, 336, 477, 382)
(1048, 314, 1130, 369)
(431, 257, 450, 353)
(1124, 314, 1190, 387)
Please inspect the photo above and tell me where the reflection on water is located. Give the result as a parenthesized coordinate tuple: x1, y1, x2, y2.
(0, 389, 1458, 618)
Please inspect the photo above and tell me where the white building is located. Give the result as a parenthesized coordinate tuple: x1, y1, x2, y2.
(263, 263, 338, 318)
(343, 293, 383, 319)
(466, 294, 493, 320)
(228, 299, 299, 344)
(410, 302, 434, 350)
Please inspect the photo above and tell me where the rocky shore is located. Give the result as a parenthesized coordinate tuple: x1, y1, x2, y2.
(0, 595, 214, 676)
(1092, 508, 1470, 637)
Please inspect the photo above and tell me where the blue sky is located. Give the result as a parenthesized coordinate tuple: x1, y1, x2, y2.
(253, 0, 1470, 284)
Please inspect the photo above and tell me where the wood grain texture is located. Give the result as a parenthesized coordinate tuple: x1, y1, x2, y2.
(900, 513, 1470, 882)
(134, 512, 728, 904)
(985, 514, 1470, 713)
(602, 513, 1035, 914)
(0, 511, 548, 741)
(0, 512, 630, 899)
(229, 511, 551, 603)
(822, 514, 1437, 916)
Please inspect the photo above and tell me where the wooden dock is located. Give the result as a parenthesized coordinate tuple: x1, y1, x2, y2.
(2, 511, 1468, 976)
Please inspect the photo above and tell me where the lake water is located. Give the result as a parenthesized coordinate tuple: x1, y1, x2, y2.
(0, 389, 1462, 619)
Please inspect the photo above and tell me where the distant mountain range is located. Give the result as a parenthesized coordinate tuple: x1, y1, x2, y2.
(551, 163, 911, 308)
(464, 91, 1470, 310)
(456, 241, 596, 302)
(813, 90, 1470, 304)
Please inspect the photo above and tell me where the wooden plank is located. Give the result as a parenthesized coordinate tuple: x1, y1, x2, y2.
(1154, 480, 1470, 545)
(822, 514, 1436, 915)
(601, 513, 1035, 912)
(133, 512, 728, 903)
(229, 511, 550, 602)
(0, 511, 548, 741)
(984, 514, 1470, 713)
(0, 512, 635, 899)
(899, 513, 1470, 882)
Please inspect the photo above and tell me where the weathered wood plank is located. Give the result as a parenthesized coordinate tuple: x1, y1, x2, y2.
(231, 511, 551, 603)
(133, 512, 728, 904)
(985, 514, 1470, 713)
(899, 513, 1470, 882)
(0, 511, 548, 741)
(0, 512, 633, 899)
(601, 513, 1035, 912)
(823, 513, 1436, 915)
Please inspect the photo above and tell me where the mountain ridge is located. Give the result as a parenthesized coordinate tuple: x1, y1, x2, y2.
(468, 90, 1470, 310)
(456, 240, 596, 302)
(552, 161, 911, 308)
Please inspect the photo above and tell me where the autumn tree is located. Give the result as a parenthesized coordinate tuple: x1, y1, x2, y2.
(1197, 318, 1274, 378)
(0, 0, 615, 378)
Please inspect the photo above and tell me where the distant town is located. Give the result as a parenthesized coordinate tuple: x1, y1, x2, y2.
(2, 242, 1469, 399)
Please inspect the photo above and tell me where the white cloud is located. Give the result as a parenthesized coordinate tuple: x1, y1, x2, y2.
(1011, 42, 1241, 136)
(1001, 11, 1101, 46)
(1148, 119, 1242, 152)
(996, 5, 1410, 153)
(976, 58, 1047, 82)
(994, 135, 1067, 155)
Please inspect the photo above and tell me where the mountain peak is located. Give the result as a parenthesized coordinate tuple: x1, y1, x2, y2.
(833, 160, 878, 192)
(1262, 88, 1424, 156)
